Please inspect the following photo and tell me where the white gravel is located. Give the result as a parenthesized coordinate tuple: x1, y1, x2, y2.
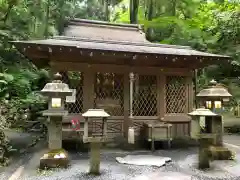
(3, 148, 240, 180)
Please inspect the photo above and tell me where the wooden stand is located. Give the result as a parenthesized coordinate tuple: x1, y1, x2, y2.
(143, 121, 172, 151)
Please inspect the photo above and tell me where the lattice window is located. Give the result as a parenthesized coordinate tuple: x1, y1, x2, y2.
(61, 71, 83, 113)
(133, 74, 157, 116)
(94, 72, 124, 116)
(165, 76, 186, 113)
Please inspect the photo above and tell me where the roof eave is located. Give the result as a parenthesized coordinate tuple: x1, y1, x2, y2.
(10, 40, 231, 59)
(10, 40, 232, 69)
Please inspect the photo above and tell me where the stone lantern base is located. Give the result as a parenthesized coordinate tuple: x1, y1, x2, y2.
(39, 149, 69, 169)
(209, 146, 234, 160)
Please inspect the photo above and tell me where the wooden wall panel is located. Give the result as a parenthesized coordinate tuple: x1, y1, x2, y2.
(171, 122, 190, 138)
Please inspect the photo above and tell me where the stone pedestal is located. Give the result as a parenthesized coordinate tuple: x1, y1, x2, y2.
(199, 148, 210, 169)
(48, 117, 62, 150)
(89, 142, 101, 175)
(198, 138, 211, 169)
(212, 116, 223, 146)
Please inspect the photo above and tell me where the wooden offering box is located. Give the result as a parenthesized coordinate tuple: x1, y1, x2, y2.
(143, 121, 172, 149)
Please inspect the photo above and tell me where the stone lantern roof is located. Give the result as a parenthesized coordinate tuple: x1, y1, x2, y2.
(197, 80, 232, 98)
(41, 73, 72, 97)
(82, 109, 110, 118)
(188, 108, 218, 116)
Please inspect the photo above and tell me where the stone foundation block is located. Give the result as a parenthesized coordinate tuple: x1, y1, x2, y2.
(39, 149, 69, 169)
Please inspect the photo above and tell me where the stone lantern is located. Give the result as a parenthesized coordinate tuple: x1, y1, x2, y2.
(188, 108, 233, 169)
(197, 79, 232, 114)
(40, 73, 72, 150)
(82, 109, 110, 175)
(196, 79, 232, 146)
(39, 73, 73, 169)
(188, 108, 218, 140)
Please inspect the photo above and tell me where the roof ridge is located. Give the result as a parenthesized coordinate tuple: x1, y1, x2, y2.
(53, 36, 193, 50)
(68, 18, 142, 29)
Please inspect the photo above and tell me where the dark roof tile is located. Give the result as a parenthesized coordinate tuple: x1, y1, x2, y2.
(64, 19, 148, 43)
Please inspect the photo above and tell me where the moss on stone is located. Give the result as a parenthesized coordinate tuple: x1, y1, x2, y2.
(209, 146, 234, 160)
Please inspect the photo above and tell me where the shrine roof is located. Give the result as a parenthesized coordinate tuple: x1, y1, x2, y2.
(15, 35, 229, 58)
(11, 18, 231, 68)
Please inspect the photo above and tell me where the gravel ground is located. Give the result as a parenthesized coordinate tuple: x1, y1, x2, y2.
(14, 147, 240, 180)
(2, 134, 240, 180)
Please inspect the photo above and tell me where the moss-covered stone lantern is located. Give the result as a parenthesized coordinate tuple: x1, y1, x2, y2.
(197, 79, 232, 114)
(188, 108, 234, 169)
(82, 109, 110, 175)
(188, 108, 218, 140)
(39, 73, 72, 169)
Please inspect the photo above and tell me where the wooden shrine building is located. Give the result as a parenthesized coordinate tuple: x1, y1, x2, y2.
(12, 19, 231, 141)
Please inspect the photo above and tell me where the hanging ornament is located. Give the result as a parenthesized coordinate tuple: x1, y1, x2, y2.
(71, 119, 80, 131)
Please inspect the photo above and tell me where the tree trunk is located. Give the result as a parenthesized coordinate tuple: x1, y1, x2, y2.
(104, 0, 109, 21)
(57, 0, 65, 35)
(44, 0, 50, 37)
(145, 0, 154, 40)
(130, 0, 139, 24)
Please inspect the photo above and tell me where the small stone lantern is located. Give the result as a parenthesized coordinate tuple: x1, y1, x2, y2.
(40, 73, 72, 150)
(188, 108, 218, 140)
(82, 109, 110, 175)
(197, 79, 232, 114)
(188, 108, 234, 169)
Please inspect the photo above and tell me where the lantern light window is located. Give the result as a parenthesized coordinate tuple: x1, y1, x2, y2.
(51, 98, 61, 108)
(214, 101, 222, 108)
(206, 101, 212, 109)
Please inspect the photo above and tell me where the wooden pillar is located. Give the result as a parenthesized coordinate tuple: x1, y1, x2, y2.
(184, 76, 189, 113)
(129, 72, 134, 125)
(186, 75, 193, 136)
(83, 70, 95, 112)
(158, 74, 165, 120)
(186, 75, 194, 113)
(123, 72, 134, 138)
(123, 73, 130, 138)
